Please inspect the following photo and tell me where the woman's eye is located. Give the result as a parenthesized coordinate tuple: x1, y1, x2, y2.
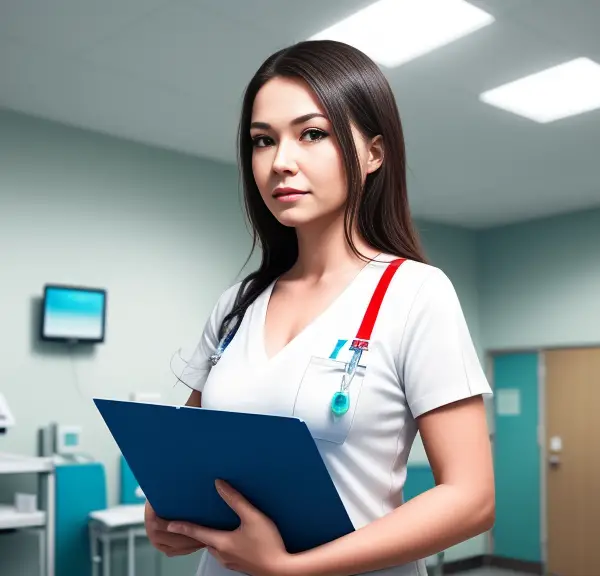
(301, 129, 328, 142)
(251, 135, 273, 148)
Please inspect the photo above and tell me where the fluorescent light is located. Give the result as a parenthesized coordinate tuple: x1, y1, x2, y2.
(308, 0, 494, 68)
(479, 58, 600, 123)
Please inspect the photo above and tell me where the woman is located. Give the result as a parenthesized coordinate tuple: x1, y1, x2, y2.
(145, 39, 494, 576)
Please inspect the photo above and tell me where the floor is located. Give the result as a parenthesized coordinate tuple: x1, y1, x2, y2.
(452, 569, 532, 576)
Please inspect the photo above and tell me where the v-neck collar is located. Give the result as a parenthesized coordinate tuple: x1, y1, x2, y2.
(253, 256, 384, 366)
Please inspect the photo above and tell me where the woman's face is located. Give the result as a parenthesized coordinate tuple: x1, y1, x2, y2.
(250, 76, 383, 229)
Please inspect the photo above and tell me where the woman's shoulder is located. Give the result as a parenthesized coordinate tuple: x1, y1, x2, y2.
(211, 281, 243, 316)
(374, 255, 450, 288)
(375, 256, 460, 309)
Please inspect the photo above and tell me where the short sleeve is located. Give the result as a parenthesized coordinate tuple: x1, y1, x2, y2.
(180, 283, 240, 392)
(397, 268, 492, 419)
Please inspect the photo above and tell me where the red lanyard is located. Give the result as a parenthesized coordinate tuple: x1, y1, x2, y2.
(350, 258, 406, 353)
(332, 257, 406, 416)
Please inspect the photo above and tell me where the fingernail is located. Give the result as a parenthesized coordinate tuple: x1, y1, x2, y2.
(215, 479, 228, 496)
(167, 523, 181, 533)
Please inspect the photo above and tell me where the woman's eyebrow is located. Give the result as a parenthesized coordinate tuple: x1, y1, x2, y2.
(250, 112, 328, 130)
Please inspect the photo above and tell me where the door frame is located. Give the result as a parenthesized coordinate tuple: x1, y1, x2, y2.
(538, 351, 548, 576)
(488, 344, 600, 576)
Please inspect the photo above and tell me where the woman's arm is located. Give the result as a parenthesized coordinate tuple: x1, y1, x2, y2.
(286, 395, 494, 576)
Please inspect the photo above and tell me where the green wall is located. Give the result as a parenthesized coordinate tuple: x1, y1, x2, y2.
(479, 207, 600, 351)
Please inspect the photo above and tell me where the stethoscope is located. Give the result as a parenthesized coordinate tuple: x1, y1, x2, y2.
(210, 258, 406, 417)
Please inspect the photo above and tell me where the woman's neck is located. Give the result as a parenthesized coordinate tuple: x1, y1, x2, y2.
(289, 217, 380, 281)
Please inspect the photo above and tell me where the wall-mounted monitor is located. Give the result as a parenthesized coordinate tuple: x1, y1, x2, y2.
(41, 284, 107, 344)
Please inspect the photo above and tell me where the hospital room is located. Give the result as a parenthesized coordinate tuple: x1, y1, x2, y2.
(1, 1, 599, 575)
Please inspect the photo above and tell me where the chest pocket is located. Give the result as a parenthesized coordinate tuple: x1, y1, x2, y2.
(293, 356, 366, 445)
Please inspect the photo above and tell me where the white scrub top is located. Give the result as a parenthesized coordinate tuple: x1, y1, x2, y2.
(184, 256, 492, 576)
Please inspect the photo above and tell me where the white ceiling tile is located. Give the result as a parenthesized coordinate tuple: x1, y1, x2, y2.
(503, 0, 600, 60)
(468, 0, 525, 17)
(83, 1, 273, 106)
(0, 0, 172, 54)
(204, 0, 375, 41)
(0, 37, 237, 162)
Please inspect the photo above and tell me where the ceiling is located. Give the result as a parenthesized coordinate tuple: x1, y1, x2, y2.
(1, 0, 599, 229)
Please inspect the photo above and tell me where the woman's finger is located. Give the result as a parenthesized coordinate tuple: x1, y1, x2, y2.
(157, 541, 204, 554)
(150, 516, 172, 531)
(165, 545, 204, 557)
(156, 531, 204, 549)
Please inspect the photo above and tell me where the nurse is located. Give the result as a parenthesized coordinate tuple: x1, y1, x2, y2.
(145, 39, 494, 576)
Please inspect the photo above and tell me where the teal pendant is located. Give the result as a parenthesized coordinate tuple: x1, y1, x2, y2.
(331, 391, 350, 416)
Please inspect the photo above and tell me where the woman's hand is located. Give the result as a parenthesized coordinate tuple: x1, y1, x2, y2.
(145, 501, 206, 557)
(167, 480, 293, 576)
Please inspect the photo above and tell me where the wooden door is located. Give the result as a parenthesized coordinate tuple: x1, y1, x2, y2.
(545, 348, 600, 576)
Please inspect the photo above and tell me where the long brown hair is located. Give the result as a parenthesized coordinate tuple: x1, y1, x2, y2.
(220, 40, 427, 338)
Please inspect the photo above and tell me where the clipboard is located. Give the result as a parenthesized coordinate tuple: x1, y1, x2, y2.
(94, 398, 355, 553)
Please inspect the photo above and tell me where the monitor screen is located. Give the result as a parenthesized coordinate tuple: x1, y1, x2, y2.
(41, 285, 107, 343)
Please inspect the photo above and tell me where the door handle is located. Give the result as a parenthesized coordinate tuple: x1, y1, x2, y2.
(548, 454, 561, 467)
(548, 435, 563, 467)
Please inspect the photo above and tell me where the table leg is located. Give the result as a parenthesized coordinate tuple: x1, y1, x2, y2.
(38, 527, 45, 576)
(40, 470, 55, 576)
(434, 551, 444, 576)
(128, 529, 135, 576)
(102, 534, 111, 576)
(155, 548, 161, 576)
(90, 526, 99, 576)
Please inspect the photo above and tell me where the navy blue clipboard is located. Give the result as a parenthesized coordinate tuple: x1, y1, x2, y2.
(94, 399, 355, 553)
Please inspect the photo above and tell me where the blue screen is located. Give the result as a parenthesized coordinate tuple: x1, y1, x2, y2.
(43, 287, 105, 341)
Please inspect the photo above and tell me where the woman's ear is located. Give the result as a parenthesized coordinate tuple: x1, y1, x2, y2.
(366, 135, 384, 174)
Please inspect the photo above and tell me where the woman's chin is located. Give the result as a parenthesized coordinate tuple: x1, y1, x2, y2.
(273, 210, 314, 228)
(274, 207, 342, 230)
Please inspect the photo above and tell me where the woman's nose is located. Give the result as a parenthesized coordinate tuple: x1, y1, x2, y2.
(272, 141, 298, 175)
